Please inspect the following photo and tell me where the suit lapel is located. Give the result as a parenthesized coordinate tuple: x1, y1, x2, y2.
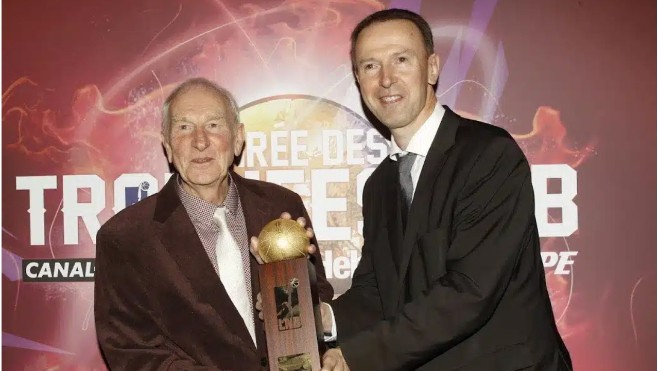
(381, 158, 404, 276)
(396, 106, 460, 293)
(364, 159, 402, 315)
(232, 172, 270, 352)
(232, 172, 269, 249)
(154, 176, 257, 354)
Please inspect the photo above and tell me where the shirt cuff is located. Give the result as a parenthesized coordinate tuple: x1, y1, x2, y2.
(322, 303, 338, 342)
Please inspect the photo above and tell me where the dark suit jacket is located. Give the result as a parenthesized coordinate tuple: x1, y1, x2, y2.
(95, 171, 333, 370)
(331, 107, 572, 371)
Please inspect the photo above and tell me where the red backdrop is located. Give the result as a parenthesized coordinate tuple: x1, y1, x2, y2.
(3, 0, 656, 369)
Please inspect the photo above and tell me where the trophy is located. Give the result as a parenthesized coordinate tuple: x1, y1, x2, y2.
(258, 219, 324, 371)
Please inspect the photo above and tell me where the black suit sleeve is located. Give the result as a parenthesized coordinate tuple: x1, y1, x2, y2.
(295, 194, 335, 303)
(340, 136, 538, 370)
(94, 227, 215, 371)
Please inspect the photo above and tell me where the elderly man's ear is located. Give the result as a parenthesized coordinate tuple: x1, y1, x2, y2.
(161, 133, 173, 163)
(233, 123, 245, 157)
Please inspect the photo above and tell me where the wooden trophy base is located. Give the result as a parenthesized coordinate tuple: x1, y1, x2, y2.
(259, 257, 322, 371)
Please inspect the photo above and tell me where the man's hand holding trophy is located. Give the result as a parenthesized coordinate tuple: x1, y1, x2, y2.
(250, 213, 329, 371)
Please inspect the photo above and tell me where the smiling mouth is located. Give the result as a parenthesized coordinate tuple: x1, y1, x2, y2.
(380, 95, 402, 105)
(191, 157, 213, 164)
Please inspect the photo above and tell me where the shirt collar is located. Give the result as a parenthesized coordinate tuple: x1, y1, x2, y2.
(176, 173, 240, 224)
(389, 103, 445, 160)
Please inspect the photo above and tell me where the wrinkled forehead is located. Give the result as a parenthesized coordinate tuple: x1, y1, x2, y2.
(170, 85, 230, 114)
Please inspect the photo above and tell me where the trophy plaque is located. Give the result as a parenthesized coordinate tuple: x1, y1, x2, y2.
(258, 219, 324, 371)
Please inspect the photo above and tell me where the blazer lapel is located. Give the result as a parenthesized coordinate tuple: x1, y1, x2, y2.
(396, 106, 460, 293)
(381, 158, 404, 276)
(232, 172, 269, 248)
(365, 159, 403, 315)
(154, 176, 257, 354)
(231, 171, 271, 352)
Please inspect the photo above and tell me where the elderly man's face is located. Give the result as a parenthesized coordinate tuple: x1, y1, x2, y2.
(353, 19, 439, 132)
(162, 86, 244, 200)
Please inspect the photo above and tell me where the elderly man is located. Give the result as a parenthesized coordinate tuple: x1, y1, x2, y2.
(94, 78, 333, 370)
(320, 9, 572, 371)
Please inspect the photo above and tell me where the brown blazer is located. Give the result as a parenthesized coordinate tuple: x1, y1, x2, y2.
(94, 171, 333, 370)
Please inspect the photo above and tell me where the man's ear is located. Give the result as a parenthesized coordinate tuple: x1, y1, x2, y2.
(233, 123, 245, 157)
(161, 132, 173, 163)
(427, 53, 440, 85)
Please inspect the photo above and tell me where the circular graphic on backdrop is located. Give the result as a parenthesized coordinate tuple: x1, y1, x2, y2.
(237, 94, 388, 294)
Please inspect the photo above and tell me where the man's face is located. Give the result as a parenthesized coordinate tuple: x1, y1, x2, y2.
(162, 86, 244, 198)
(353, 19, 439, 131)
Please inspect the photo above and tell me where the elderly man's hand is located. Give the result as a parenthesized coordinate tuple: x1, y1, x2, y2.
(255, 292, 263, 321)
(321, 348, 350, 371)
(249, 212, 316, 264)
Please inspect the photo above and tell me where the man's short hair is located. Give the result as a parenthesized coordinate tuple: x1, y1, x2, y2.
(350, 8, 435, 66)
(161, 77, 240, 138)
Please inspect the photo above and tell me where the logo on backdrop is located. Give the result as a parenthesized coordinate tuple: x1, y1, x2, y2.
(15, 96, 579, 285)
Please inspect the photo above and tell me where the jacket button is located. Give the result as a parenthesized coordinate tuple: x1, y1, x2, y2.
(260, 357, 268, 367)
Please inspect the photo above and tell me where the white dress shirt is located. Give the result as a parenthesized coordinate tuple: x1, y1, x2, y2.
(389, 103, 446, 199)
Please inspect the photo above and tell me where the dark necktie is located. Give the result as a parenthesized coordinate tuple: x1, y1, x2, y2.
(397, 152, 417, 227)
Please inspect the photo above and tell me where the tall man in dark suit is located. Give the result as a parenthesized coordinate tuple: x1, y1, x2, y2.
(94, 78, 333, 370)
(321, 9, 572, 371)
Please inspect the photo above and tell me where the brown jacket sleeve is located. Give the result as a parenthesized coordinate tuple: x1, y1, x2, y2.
(94, 226, 215, 370)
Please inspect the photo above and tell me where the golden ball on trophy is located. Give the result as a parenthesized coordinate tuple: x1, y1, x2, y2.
(258, 218, 310, 263)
